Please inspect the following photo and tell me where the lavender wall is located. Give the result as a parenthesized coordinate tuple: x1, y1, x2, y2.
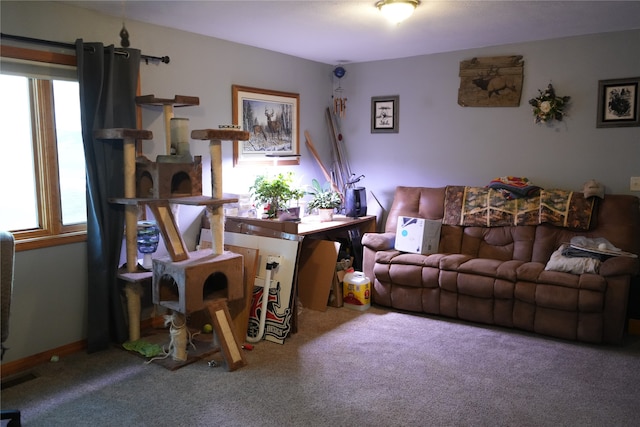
(341, 30, 640, 210)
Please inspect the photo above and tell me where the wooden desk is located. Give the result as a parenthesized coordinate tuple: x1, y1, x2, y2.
(297, 215, 376, 236)
(225, 214, 376, 273)
(225, 214, 376, 238)
(224, 214, 376, 334)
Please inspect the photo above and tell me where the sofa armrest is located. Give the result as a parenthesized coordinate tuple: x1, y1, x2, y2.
(362, 232, 396, 287)
(362, 232, 396, 252)
(599, 256, 640, 277)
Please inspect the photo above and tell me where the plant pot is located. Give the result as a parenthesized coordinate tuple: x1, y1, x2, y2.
(318, 208, 334, 222)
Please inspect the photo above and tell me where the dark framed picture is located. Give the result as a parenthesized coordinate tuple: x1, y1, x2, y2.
(232, 85, 300, 166)
(371, 95, 399, 133)
(596, 77, 640, 128)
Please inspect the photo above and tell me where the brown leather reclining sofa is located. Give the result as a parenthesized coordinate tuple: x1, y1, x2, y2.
(362, 186, 640, 344)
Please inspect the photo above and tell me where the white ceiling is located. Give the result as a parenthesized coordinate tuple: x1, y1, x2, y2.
(62, 1, 640, 64)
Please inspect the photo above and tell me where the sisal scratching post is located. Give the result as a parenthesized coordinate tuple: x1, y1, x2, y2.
(207, 206, 224, 256)
(190, 128, 250, 255)
(124, 282, 143, 341)
(170, 118, 191, 158)
(93, 128, 154, 274)
(163, 104, 174, 154)
(167, 312, 188, 361)
(123, 136, 138, 273)
(209, 139, 224, 255)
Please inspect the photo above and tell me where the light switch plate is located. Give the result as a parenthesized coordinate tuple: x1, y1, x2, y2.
(631, 177, 640, 192)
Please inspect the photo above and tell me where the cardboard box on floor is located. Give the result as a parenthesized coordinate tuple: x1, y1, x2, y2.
(328, 269, 346, 308)
(328, 255, 353, 308)
(297, 240, 341, 311)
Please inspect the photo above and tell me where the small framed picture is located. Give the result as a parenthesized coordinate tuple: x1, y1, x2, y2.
(371, 95, 399, 133)
(596, 77, 639, 128)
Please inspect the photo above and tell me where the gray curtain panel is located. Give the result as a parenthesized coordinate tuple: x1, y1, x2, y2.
(1, 230, 15, 359)
(76, 40, 140, 352)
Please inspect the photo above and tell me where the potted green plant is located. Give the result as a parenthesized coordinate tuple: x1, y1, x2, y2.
(250, 172, 304, 219)
(306, 179, 343, 221)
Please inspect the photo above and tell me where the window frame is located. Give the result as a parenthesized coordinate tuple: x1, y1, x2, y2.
(1, 45, 87, 251)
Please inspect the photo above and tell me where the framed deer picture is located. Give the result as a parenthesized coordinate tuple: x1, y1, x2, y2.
(232, 85, 300, 166)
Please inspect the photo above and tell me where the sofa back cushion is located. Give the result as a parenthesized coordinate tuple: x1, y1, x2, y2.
(461, 226, 536, 261)
(385, 186, 640, 262)
(385, 186, 446, 233)
(594, 194, 640, 255)
(532, 194, 640, 262)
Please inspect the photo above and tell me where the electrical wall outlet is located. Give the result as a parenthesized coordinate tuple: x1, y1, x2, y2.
(631, 177, 640, 192)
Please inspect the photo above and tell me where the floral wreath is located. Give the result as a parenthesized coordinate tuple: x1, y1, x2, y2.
(528, 83, 570, 124)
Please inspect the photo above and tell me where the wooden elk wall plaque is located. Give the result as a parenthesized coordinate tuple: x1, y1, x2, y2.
(458, 55, 524, 107)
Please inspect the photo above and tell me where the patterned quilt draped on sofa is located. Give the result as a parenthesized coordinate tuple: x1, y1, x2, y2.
(443, 186, 596, 230)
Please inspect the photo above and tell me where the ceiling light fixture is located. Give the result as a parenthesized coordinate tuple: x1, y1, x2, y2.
(376, 0, 420, 25)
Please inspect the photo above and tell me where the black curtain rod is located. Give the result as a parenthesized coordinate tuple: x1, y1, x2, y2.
(1, 33, 170, 64)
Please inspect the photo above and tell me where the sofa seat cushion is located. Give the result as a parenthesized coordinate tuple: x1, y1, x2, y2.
(515, 262, 546, 282)
(515, 262, 607, 292)
(455, 258, 524, 282)
(457, 273, 496, 298)
(513, 268, 606, 312)
(374, 250, 447, 268)
(539, 270, 606, 291)
(438, 253, 474, 270)
(534, 284, 605, 312)
(535, 284, 579, 311)
(373, 251, 445, 289)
